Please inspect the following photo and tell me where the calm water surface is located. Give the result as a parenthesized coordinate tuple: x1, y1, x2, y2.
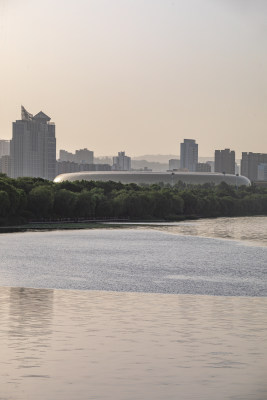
(0, 217, 267, 296)
(0, 217, 267, 399)
(0, 287, 267, 400)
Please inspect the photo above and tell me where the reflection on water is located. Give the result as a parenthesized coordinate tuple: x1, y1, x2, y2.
(9, 287, 53, 337)
(5, 288, 54, 387)
(0, 287, 267, 400)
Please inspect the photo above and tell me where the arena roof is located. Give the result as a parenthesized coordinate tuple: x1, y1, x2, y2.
(54, 171, 250, 186)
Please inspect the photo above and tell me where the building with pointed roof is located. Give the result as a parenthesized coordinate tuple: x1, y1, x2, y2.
(10, 106, 56, 180)
(33, 111, 51, 122)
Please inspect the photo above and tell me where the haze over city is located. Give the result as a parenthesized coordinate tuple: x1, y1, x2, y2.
(1, 2, 267, 398)
(1, 0, 267, 158)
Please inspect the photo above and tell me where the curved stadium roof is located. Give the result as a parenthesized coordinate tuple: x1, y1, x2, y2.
(54, 171, 251, 186)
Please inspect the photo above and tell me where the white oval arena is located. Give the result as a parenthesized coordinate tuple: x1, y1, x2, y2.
(54, 171, 251, 186)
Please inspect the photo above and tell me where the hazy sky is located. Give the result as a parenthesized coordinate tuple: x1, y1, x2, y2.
(1, 0, 266, 158)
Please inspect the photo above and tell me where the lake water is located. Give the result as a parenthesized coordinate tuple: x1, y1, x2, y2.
(0, 217, 267, 399)
(110, 215, 267, 247)
(0, 217, 267, 296)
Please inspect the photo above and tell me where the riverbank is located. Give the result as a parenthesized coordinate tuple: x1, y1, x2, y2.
(0, 214, 264, 234)
(0, 221, 124, 233)
(0, 212, 215, 233)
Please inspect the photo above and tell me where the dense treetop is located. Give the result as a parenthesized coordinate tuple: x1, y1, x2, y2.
(0, 173, 266, 225)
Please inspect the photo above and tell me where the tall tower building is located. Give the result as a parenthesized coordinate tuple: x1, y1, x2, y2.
(180, 139, 198, 171)
(10, 106, 56, 180)
(215, 149, 235, 174)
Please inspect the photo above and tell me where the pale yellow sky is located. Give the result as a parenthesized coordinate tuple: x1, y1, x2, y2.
(0, 0, 266, 158)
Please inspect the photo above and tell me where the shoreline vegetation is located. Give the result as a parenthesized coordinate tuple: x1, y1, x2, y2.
(0, 174, 267, 232)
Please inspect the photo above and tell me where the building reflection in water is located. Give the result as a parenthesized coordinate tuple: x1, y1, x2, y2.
(8, 287, 54, 373)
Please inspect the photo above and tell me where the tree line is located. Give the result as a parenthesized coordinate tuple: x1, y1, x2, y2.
(0, 173, 267, 225)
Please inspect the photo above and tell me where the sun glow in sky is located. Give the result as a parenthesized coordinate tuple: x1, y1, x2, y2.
(1, 0, 266, 157)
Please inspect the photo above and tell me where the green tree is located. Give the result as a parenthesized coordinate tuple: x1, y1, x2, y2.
(28, 186, 54, 218)
(75, 190, 96, 218)
(54, 189, 77, 217)
(0, 191, 10, 217)
(171, 193, 184, 215)
(0, 178, 21, 215)
(180, 191, 198, 215)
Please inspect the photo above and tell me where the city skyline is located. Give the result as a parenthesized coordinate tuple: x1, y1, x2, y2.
(1, 1, 266, 157)
(1, 108, 265, 161)
(1, 105, 266, 160)
(3, 106, 267, 182)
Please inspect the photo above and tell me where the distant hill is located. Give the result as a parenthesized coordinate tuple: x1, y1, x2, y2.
(133, 155, 214, 163)
(132, 154, 177, 163)
(131, 160, 168, 172)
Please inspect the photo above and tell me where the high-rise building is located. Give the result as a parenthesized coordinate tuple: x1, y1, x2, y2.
(10, 106, 56, 180)
(59, 149, 75, 162)
(112, 151, 131, 171)
(74, 148, 94, 164)
(180, 139, 198, 171)
(0, 140, 10, 157)
(257, 163, 267, 181)
(0, 155, 11, 176)
(241, 152, 267, 181)
(215, 149, 235, 174)
(59, 148, 94, 164)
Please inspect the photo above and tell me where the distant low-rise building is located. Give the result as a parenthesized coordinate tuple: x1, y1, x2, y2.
(0, 140, 10, 157)
(196, 162, 211, 173)
(56, 161, 111, 175)
(215, 149, 235, 174)
(56, 161, 80, 175)
(94, 164, 112, 171)
(206, 161, 214, 172)
(169, 159, 180, 170)
(241, 152, 267, 181)
(94, 156, 112, 165)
